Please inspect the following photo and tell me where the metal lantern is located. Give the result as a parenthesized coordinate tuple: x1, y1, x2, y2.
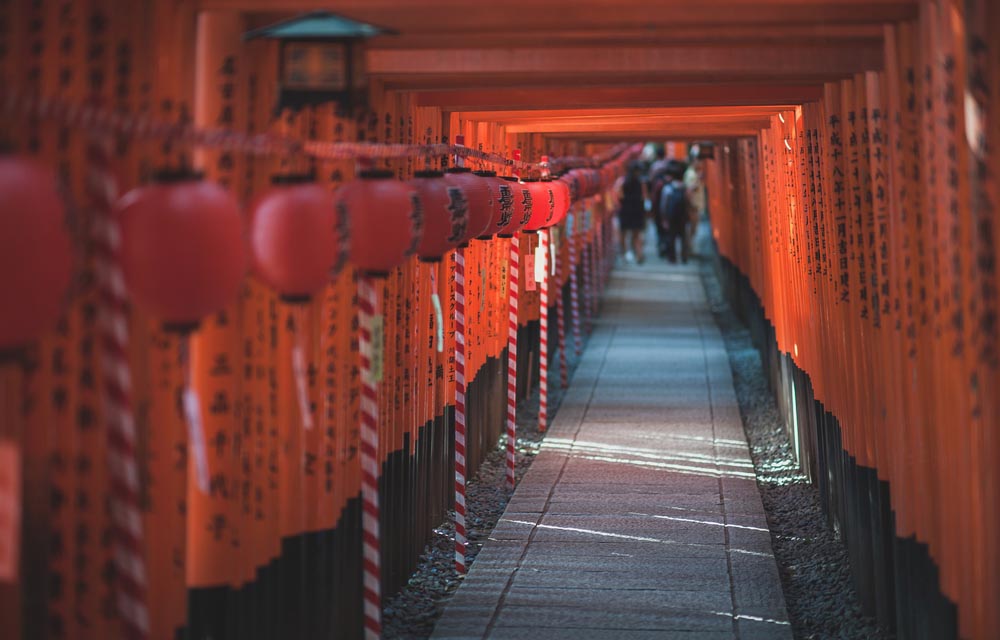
(694, 142, 716, 159)
(244, 11, 393, 113)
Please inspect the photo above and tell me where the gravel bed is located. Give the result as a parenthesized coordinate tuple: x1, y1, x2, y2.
(384, 237, 889, 639)
(697, 249, 892, 640)
(382, 370, 567, 639)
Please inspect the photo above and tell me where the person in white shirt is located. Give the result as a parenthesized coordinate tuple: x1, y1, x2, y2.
(683, 152, 706, 255)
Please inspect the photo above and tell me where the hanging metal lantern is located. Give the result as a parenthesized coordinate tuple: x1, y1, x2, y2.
(699, 142, 716, 159)
(244, 11, 394, 113)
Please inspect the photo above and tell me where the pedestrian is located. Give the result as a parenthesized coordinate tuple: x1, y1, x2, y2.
(648, 146, 669, 180)
(658, 167, 689, 263)
(684, 149, 707, 255)
(616, 162, 648, 264)
(648, 160, 671, 258)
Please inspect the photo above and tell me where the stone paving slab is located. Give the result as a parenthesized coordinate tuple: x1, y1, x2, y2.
(483, 628, 733, 640)
(432, 260, 791, 640)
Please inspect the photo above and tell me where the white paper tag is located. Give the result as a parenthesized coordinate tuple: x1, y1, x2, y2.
(183, 388, 211, 494)
(431, 293, 444, 353)
(292, 344, 314, 430)
(534, 244, 547, 283)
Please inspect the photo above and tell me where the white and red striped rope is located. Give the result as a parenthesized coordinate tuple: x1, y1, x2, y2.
(506, 236, 519, 490)
(603, 218, 613, 284)
(453, 249, 468, 573)
(0, 87, 632, 171)
(556, 232, 569, 390)
(593, 227, 601, 315)
(594, 217, 605, 300)
(582, 231, 594, 335)
(358, 276, 382, 640)
(539, 230, 549, 432)
(591, 224, 600, 307)
(568, 214, 583, 357)
(591, 228, 600, 317)
(604, 222, 612, 284)
(89, 135, 150, 639)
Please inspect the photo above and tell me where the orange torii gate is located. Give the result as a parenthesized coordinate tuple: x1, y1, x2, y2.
(0, 1, 998, 639)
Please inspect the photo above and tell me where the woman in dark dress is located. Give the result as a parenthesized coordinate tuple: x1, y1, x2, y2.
(617, 162, 649, 263)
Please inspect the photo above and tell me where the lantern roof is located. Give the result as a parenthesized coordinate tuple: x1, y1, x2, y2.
(244, 11, 394, 41)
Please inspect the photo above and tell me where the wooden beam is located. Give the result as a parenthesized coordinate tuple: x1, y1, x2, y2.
(540, 123, 767, 136)
(367, 43, 883, 82)
(458, 106, 787, 123)
(416, 84, 824, 110)
(506, 118, 772, 134)
(369, 25, 885, 49)
(546, 139, 754, 145)
(544, 128, 761, 139)
(385, 73, 853, 92)
(202, 0, 917, 30)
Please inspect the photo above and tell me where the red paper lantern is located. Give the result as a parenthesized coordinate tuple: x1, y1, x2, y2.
(444, 167, 492, 244)
(250, 177, 345, 301)
(522, 178, 554, 233)
(408, 170, 467, 262)
(336, 169, 422, 277)
(574, 170, 588, 198)
(564, 169, 582, 203)
(584, 169, 599, 197)
(0, 156, 74, 349)
(473, 170, 504, 240)
(118, 173, 247, 330)
(497, 176, 532, 238)
(550, 178, 571, 227)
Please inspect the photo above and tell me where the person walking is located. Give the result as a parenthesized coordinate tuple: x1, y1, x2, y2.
(648, 150, 671, 258)
(616, 162, 649, 264)
(684, 151, 707, 255)
(659, 167, 690, 263)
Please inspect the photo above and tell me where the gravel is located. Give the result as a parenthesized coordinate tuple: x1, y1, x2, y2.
(384, 232, 891, 640)
(382, 366, 564, 639)
(696, 241, 892, 640)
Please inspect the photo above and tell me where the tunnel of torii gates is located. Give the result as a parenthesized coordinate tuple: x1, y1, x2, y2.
(0, 0, 998, 639)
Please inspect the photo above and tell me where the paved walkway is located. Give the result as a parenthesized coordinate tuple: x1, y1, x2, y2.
(432, 253, 791, 640)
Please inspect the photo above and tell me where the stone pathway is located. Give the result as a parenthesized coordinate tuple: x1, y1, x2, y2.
(432, 255, 791, 640)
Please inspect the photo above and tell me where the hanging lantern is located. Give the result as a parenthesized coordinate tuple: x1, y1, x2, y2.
(564, 169, 582, 203)
(695, 142, 715, 159)
(589, 169, 601, 196)
(522, 178, 554, 233)
(408, 170, 467, 262)
(574, 170, 588, 198)
(580, 169, 594, 197)
(473, 170, 504, 240)
(497, 176, 532, 238)
(549, 178, 571, 227)
(250, 175, 345, 301)
(0, 156, 74, 350)
(244, 11, 395, 114)
(118, 172, 247, 331)
(444, 167, 492, 244)
(336, 169, 421, 277)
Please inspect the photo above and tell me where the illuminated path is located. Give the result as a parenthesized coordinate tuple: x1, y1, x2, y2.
(433, 248, 791, 639)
